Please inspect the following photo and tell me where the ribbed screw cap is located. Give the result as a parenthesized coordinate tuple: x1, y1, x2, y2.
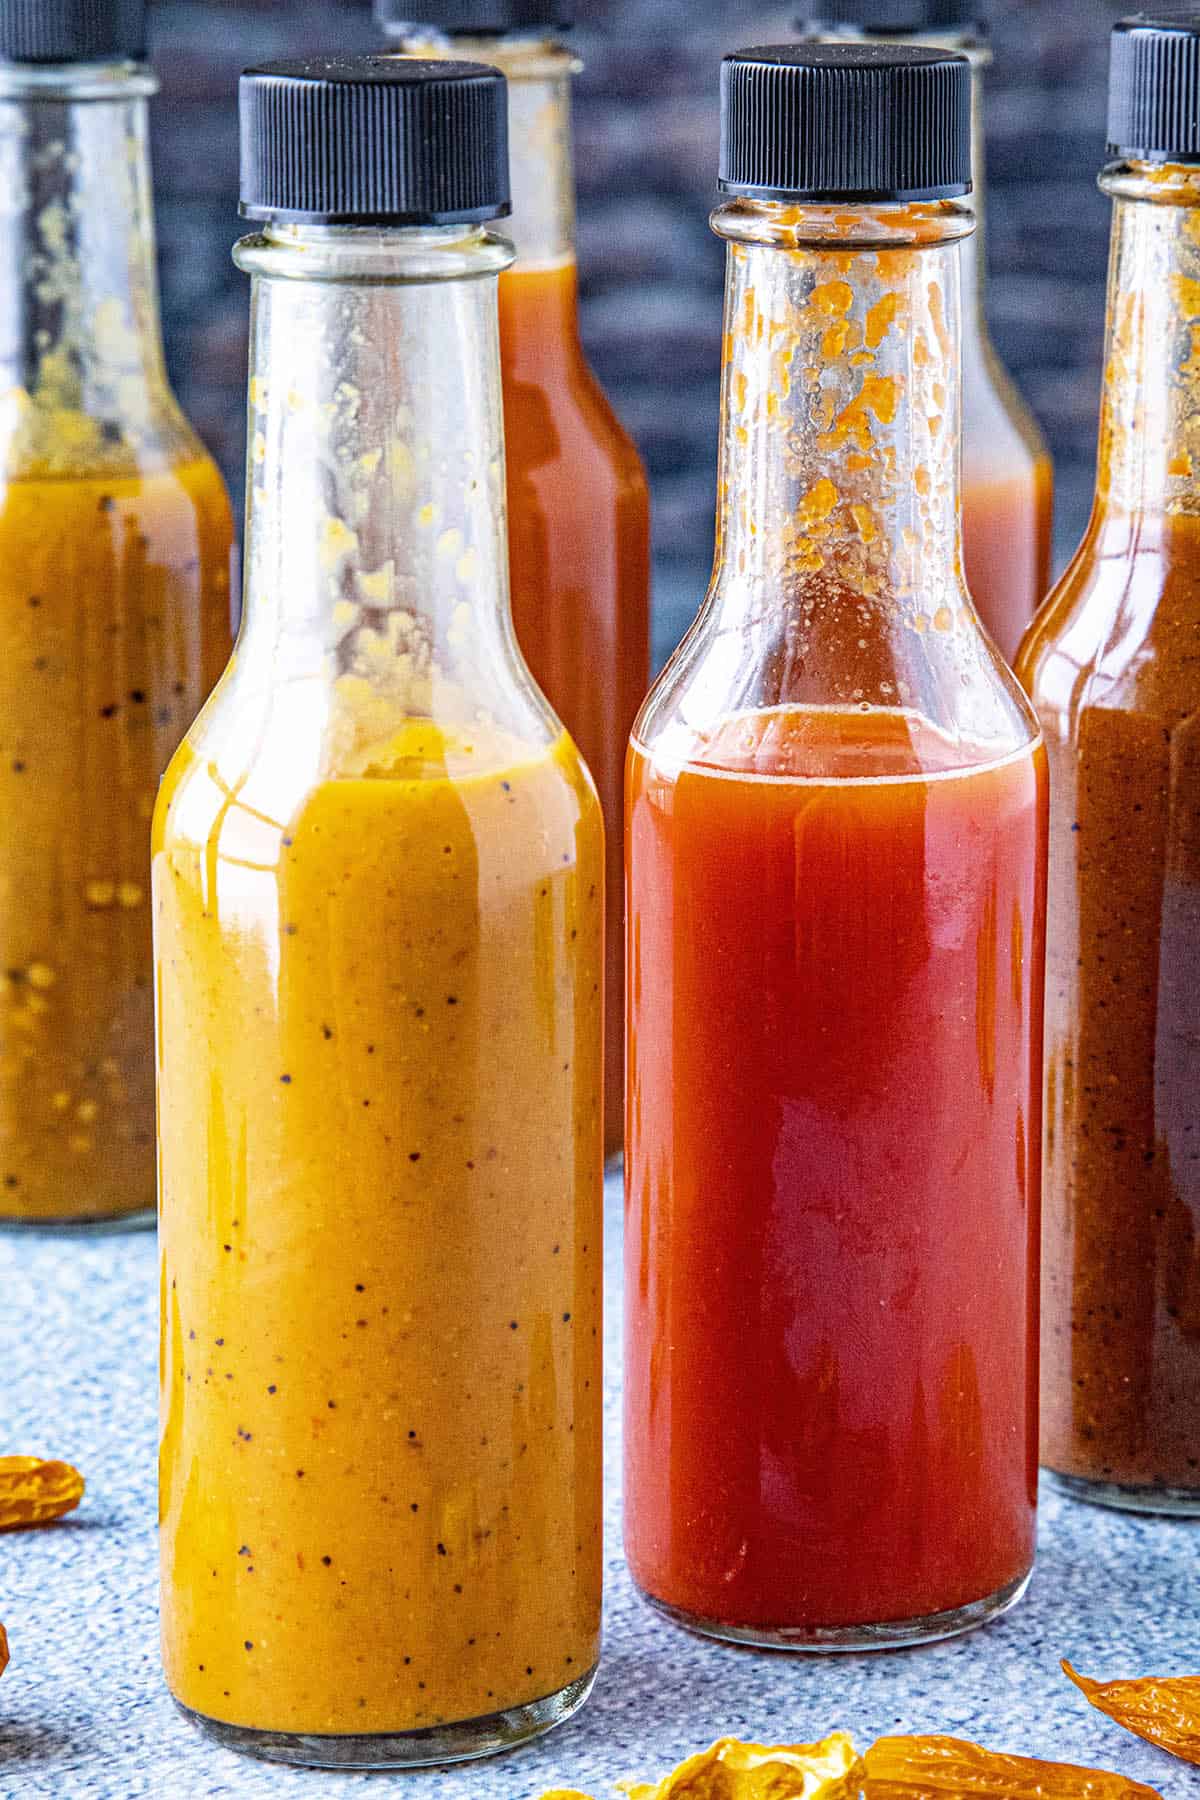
(1109, 14, 1200, 161)
(719, 43, 971, 203)
(375, 0, 572, 36)
(0, 0, 145, 62)
(795, 0, 986, 34)
(239, 56, 511, 226)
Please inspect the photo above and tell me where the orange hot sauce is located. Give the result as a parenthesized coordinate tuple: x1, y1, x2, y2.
(498, 258, 650, 1159)
(962, 455, 1054, 664)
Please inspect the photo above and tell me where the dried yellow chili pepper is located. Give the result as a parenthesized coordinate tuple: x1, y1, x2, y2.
(0, 1456, 85, 1529)
(1064, 1661, 1200, 1768)
(840, 1732, 1162, 1796)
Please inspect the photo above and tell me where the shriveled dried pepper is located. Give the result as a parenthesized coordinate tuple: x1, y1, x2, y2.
(1064, 1661, 1200, 1768)
(834, 1734, 1163, 1798)
(539, 1732, 1162, 1800)
(0, 1623, 8, 1678)
(0, 1456, 85, 1529)
(621, 1734, 859, 1799)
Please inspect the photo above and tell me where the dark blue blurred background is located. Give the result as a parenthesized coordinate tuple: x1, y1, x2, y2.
(150, 0, 1117, 663)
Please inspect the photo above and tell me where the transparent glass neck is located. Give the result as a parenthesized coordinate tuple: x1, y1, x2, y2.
(1093, 163, 1200, 523)
(0, 59, 187, 476)
(388, 32, 576, 266)
(711, 201, 972, 634)
(638, 197, 1034, 771)
(232, 221, 548, 772)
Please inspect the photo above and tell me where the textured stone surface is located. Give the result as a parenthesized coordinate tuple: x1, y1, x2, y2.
(0, 1181, 1193, 1799)
(146, 0, 1121, 664)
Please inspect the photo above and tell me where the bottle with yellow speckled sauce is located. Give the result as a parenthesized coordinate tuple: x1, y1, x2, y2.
(155, 57, 604, 1768)
(0, 0, 234, 1230)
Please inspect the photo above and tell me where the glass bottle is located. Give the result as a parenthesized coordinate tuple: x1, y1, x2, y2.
(0, 0, 233, 1229)
(378, 0, 651, 1163)
(625, 45, 1047, 1649)
(797, 0, 1054, 662)
(155, 58, 604, 1765)
(1018, 15, 1200, 1515)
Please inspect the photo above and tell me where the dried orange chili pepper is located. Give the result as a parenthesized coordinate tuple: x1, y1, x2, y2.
(0, 1456, 85, 1529)
(836, 1734, 1163, 1797)
(1064, 1661, 1200, 1768)
(0, 1623, 8, 1678)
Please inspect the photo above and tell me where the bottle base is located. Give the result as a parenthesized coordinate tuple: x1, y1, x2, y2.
(172, 1665, 597, 1770)
(1045, 1468, 1200, 1517)
(0, 1206, 155, 1235)
(638, 1568, 1032, 1653)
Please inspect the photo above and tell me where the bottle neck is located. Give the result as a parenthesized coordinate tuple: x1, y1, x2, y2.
(388, 33, 577, 268)
(235, 222, 541, 764)
(0, 60, 182, 477)
(711, 199, 973, 638)
(1094, 163, 1200, 523)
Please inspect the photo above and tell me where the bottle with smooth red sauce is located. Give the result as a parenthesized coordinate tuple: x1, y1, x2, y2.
(1018, 15, 1200, 1515)
(796, 0, 1054, 664)
(625, 44, 1048, 1649)
(378, 0, 652, 1163)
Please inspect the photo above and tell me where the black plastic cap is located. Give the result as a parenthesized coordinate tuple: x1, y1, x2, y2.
(1109, 14, 1200, 162)
(0, 0, 145, 62)
(375, 0, 571, 35)
(239, 56, 510, 226)
(795, 0, 986, 34)
(720, 43, 971, 202)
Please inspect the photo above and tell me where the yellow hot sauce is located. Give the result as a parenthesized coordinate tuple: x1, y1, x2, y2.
(155, 717, 604, 1735)
(0, 454, 232, 1224)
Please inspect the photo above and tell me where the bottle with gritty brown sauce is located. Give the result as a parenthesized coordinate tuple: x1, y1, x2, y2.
(1017, 14, 1200, 1513)
(378, 0, 651, 1163)
(0, 0, 233, 1230)
(797, 0, 1054, 664)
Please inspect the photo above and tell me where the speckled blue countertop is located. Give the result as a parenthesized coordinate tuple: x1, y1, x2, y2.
(0, 1176, 1194, 1799)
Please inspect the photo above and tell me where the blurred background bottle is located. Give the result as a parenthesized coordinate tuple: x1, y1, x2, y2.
(379, 0, 651, 1163)
(797, 0, 1054, 662)
(0, 0, 233, 1231)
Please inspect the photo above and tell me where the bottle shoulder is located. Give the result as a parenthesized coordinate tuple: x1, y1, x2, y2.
(1020, 514, 1200, 736)
(157, 662, 599, 867)
(636, 570, 1041, 784)
(503, 346, 648, 498)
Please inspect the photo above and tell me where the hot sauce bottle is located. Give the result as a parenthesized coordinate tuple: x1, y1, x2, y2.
(625, 44, 1047, 1649)
(156, 58, 603, 1764)
(1019, 15, 1200, 1515)
(378, 0, 651, 1163)
(796, 2, 1053, 665)
(0, 0, 233, 1229)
